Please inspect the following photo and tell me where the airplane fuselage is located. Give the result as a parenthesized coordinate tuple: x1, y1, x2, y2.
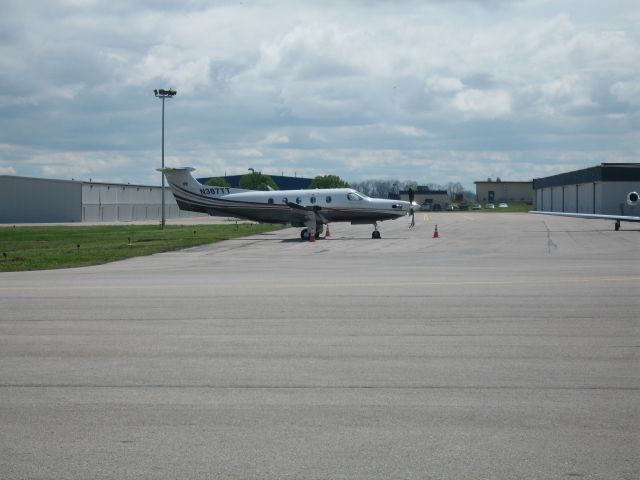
(161, 168, 413, 239)
(175, 187, 409, 226)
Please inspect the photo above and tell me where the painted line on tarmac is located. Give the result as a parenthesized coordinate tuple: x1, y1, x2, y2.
(1, 384, 639, 391)
(1, 276, 639, 292)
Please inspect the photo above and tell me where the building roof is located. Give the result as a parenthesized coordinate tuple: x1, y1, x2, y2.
(474, 180, 532, 185)
(532, 163, 640, 189)
(0, 174, 163, 189)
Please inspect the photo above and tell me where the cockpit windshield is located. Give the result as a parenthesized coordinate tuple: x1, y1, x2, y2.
(347, 192, 366, 201)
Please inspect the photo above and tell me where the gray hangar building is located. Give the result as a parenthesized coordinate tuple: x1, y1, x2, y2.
(532, 163, 640, 216)
(0, 175, 196, 223)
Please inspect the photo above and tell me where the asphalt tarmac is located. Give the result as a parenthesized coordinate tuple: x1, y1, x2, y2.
(1, 212, 638, 479)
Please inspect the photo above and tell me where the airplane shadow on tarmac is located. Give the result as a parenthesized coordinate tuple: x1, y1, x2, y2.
(277, 235, 412, 242)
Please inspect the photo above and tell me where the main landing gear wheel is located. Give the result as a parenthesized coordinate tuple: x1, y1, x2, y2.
(300, 228, 322, 240)
(615, 220, 621, 231)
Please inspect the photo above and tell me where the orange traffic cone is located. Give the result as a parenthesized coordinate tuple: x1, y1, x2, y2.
(325, 224, 331, 237)
(433, 224, 439, 238)
(309, 231, 316, 242)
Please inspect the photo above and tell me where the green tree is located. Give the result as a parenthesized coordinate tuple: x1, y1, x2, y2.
(310, 175, 350, 189)
(239, 172, 278, 191)
(205, 177, 230, 187)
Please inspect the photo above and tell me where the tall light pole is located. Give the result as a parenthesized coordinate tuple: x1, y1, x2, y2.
(154, 88, 177, 229)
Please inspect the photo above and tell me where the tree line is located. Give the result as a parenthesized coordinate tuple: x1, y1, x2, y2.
(349, 179, 473, 202)
(207, 173, 474, 201)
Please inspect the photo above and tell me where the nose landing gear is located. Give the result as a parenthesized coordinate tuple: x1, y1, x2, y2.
(371, 223, 381, 239)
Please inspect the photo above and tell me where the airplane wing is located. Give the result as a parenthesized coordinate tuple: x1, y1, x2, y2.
(530, 210, 640, 230)
(530, 211, 640, 222)
(286, 202, 330, 225)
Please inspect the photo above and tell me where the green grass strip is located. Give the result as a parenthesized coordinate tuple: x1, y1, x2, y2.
(0, 223, 282, 272)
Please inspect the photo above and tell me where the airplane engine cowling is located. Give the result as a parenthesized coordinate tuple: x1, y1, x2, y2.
(627, 191, 639, 206)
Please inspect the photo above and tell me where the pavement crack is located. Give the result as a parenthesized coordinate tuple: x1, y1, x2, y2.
(543, 221, 558, 254)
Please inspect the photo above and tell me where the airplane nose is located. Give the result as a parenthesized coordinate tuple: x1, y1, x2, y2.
(390, 201, 413, 210)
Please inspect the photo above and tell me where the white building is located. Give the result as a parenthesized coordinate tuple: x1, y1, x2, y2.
(474, 179, 533, 204)
(0, 175, 197, 223)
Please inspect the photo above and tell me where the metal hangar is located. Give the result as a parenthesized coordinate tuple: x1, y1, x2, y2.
(532, 163, 640, 216)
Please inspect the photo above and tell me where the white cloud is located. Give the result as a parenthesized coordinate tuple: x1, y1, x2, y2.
(35, 152, 131, 179)
(308, 130, 327, 142)
(610, 81, 640, 106)
(531, 75, 596, 114)
(261, 132, 291, 145)
(52, 83, 86, 100)
(118, 44, 211, 94)
(0, 1, 639, 189)
(235, 148, 264, 158)
(453, 89, 512, 118)
(395, 125, 433, 138)
(425, 77, 464, 94)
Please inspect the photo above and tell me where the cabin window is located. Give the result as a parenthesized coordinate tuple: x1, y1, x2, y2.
(296, 197, 302, 204)
(282, 197, 288, 204)
(326, 196, 332, 203)
(268, 198, 274, 204)
(310, 196, 316, 204)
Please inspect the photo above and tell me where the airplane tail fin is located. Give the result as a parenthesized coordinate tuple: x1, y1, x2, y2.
(158, 167, 249, 215)
(158, 167, 202, 191)
(158, 167, 248, 195)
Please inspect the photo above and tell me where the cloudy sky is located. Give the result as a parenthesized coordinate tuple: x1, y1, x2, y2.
(1, 0, 639, 189)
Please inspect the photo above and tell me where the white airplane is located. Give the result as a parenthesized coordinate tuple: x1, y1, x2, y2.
(530, 191, 639, 230)
(160, 167, 416, 240)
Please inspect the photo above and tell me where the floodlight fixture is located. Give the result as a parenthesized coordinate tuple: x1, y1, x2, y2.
(156, 88, 177, 98)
